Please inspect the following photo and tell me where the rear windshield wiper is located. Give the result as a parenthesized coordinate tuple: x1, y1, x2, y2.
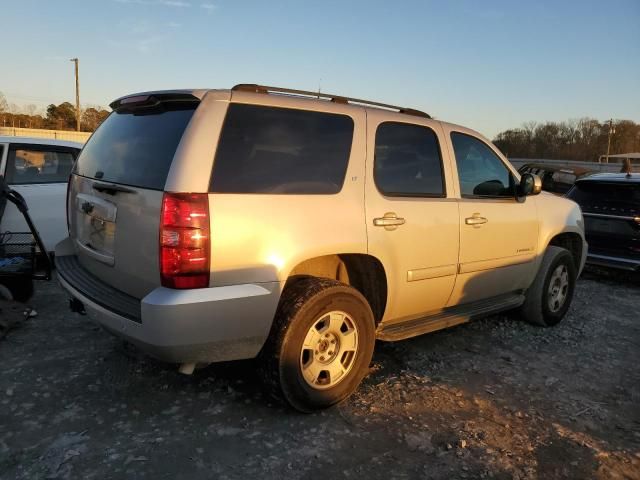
(92, 182, 137, 195)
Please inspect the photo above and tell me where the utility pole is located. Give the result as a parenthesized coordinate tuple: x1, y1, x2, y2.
(70, 58, 80, 131)
(605, 118, 615, 163)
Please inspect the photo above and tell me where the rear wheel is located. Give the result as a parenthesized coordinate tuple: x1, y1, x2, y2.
(259, 277, 375, 412)
(520, 246, 576, 327)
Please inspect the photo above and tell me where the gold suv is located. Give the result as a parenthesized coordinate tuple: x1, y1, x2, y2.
(55, 84, 587, 411)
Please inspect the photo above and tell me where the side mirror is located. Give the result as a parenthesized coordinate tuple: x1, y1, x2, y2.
(518, 173, 542, 197)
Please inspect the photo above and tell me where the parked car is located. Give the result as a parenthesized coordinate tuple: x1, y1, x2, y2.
(567, 173, 640, 271)
(518, 163, 593, 195)
(0, 136, 83, 252)
(55, 84, 586, 411)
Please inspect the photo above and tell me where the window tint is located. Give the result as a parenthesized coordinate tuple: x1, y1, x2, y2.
(210, 104, 354, 194)
(374, 122, 444, 196)
(451, 132, 514, 197)
(75, 104, 196, 190)
(5, 147, 77, 184)
(568, 182, 640, 214)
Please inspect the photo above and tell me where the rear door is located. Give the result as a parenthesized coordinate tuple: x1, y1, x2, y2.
(68, 94, 199, 298)
(1, 143, 79, 251)
(365, 111, 459, 324)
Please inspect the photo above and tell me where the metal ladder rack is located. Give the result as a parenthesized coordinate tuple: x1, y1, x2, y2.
(232, 84, 431, 119)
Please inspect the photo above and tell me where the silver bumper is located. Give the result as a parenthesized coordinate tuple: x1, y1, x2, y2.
(56, 261, 281, 364)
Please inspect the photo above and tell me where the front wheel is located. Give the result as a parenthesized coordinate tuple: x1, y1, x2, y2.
(519, 246, 576, 327)
(259, 277, 376, 412)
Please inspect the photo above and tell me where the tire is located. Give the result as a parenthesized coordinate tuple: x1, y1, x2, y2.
(0, 278, 33, 303)
(519, 246, 576, 327)
(0, 283, 13, 301)
(259, 277, 376, 412)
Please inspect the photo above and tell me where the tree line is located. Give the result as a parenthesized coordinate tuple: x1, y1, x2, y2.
(2, 91, 639, 160)
(493, 118, 640, 162)
(0, 92, 110, 132)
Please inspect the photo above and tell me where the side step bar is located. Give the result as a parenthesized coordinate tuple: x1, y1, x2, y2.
(376, 293, 525, 342)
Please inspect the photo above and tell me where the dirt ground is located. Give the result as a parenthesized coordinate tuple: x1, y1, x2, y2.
(1, 268, 639, 480)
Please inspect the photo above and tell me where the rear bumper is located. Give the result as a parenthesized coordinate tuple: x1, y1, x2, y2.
(55, 247, 281, 364)
(586, 252, 640, 272)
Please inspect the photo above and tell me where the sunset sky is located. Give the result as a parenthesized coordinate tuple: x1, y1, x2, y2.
(2, 0, 639, 138)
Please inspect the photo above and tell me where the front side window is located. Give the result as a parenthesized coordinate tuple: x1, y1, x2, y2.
(451, 132, 514, 198)
(374, 122, 444, 197)
(210, 104, 354, 194)
(5, 146, 77, 184)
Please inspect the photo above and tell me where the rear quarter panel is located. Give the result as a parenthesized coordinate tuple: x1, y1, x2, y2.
(169, 91, 369, 288)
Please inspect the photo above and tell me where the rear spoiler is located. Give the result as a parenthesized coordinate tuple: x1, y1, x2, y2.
(110, 93, 200, 113)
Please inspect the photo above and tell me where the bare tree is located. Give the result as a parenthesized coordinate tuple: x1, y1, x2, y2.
(494, 118, 640, 162)
(0, 92, 8, 113)
(24, 104, 38, 116)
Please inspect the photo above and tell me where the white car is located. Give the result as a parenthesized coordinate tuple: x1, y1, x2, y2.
(0, 136, 83, 252)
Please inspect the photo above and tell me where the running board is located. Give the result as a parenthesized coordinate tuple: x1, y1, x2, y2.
(376, 293, 525, 342)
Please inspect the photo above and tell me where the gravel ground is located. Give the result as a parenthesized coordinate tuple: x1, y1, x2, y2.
(1, 269, 639, 479)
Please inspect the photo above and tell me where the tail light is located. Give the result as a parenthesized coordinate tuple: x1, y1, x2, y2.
(160, 193, 210, 289)
(66, 175, 72, 232)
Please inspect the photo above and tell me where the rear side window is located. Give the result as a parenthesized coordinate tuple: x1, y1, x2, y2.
(75, 104, 196, 190)
(5, 146, 77, 184)
(374, 122, 444, 197)
(210, 104, 354, 194)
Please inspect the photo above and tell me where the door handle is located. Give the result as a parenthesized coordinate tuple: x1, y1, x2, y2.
(465, 214, 488, 226)
(373, 213, 405, 230)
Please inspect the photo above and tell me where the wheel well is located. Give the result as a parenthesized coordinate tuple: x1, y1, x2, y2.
(288, 254, 388, 325)
(548, 233, 583, 270)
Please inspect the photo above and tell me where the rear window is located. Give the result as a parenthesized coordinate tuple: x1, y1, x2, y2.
(568, 181, 640, 213)
(210, 104, 354, 194)
(6, 146, 77, 184)
(74, 104, 196, 190)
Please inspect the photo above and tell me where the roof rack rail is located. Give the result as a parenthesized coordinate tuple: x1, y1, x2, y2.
(232, 84, 431, 119)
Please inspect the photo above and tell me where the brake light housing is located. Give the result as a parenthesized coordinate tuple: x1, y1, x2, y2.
(66, 175, 72, 233)
(160, 193, 210, 289)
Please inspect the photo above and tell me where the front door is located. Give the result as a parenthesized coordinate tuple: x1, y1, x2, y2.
(365, 112, 459, 324)
(445, 130, 539, 305)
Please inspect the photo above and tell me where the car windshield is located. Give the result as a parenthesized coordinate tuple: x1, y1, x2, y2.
(568, 181, 640, 210)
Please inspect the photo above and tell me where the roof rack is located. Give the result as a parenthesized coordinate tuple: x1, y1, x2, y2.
(232, 84, 431, 119)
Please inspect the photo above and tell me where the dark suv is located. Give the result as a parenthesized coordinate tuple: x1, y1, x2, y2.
(567, 173, 640, 271)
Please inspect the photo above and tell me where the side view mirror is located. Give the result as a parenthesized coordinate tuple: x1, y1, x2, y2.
(518, 173, 542, 197)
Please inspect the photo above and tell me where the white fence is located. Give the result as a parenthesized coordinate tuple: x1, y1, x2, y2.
(0, 126, 91, 144)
